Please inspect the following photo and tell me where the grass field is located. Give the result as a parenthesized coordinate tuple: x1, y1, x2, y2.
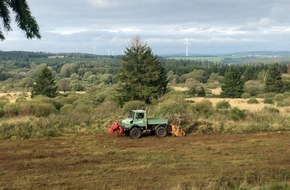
(170, 56, 225, 62)
(0, 132, 289, 189)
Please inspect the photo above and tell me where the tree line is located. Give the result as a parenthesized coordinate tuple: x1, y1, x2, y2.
(0, 46, 289, 105)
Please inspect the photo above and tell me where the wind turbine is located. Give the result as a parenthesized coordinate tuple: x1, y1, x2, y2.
(184, 39, 190, 57)
(93, 42, 96, 54)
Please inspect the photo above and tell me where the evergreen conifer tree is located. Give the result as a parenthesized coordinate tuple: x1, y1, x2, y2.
(31, 66, 58, 98)
(265, 63, 284, 93)
(116, 36, 167, 106)
(221, 67, 244, 98)
(197, 86, 206, 97)
(0, 0, 41, 40)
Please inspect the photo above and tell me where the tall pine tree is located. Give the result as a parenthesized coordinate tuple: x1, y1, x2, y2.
(265, 63, 284, 93)
(221, 67, 244, 98)
(0, 0, 41, 40)
(31, 66, 58, 98)
(116, 36, 167, 106)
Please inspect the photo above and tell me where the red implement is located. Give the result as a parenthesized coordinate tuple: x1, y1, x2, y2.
(109, 121, 124, 134)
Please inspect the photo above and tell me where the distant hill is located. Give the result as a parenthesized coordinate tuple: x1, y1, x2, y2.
(227, 51, 290, 57)
(0, 51, 108, 61)
(1, 50, 290, 64)
(165, 51, 290, 64)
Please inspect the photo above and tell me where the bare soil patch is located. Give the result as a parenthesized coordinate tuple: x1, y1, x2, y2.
(0, 132, 289, 189)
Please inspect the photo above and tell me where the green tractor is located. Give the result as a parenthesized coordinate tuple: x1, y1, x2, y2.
(109, 110, 170, 139)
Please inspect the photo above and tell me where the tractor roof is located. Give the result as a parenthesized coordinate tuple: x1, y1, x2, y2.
(132, 110, 145, 112)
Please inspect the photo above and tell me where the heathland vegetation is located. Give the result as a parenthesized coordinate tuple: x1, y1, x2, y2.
(1, 2, 289, 189)
(1, 48, 290, 189)
(0, 48, 290, 139)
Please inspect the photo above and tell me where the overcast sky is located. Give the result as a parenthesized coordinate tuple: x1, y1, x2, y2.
(2, 0, 290, 55)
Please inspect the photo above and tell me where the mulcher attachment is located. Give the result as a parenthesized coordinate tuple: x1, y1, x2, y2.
(109, 121, 124, 134)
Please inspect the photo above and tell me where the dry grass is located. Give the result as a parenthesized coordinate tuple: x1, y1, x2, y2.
(171, 86, 189, 92)
(211, 87, 222, 95)
(0, 91, 86, 103)
(186, 97, 290, 116)
(187, 97, 265, 111)
(0, 92, 30, 102)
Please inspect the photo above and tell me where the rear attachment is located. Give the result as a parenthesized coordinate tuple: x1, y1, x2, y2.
(170, 125, 186, 137)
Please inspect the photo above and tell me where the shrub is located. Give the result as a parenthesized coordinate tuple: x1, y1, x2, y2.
(58, 93, 81, 104)
(0, 107, 4, 118)
(94, 100, 122, 127)
(197, 87, 206, 97)
(122, 100, 146, 114)
(207, 82, 220, 89)
(0, 121, 33, 139)
(32, 102, 57, 117)
(276, 101, 290, 107)
(241, 93, 251, 99)
(155, 99, 187, 117)
(263, 98, 274, 104)
(244, 80, 264, 96)
(192, 100, 213, 118)
(0, 117, 63, 140)
(18, 101, 34, 115)
(283, 92, 290, 98)
(3, 103, 19, 117)
(93, 93, 106, 105)
(72, 96, 95, 114)
(60, 104, 74, 114)
(261, 107, 279, 114)
(227, 107, 246, 120)
(216, 100, 231, 109)
(33, 95, 63, 110)
(257, 92, 276, 98)
(196, 124, 213, 134)
(70, 83, 85, 91)
(274, 93, 285, 102)
(0, 99, 9, 108)
(74, 103, 94, 114)
(187, 86, 196, 96)
(15, 97, 27, 103)
(247, 98, 259, 104)
(154, 97, 188, 124)
(18, 101, 56, 117)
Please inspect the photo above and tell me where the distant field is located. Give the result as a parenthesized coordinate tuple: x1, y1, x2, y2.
(172, 87, 290, 115)
(169, 55, 290, 64)
(170, 56, 225, 62)
(186, 96, 290, 113)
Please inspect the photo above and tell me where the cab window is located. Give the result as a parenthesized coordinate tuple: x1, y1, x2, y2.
(136, 112, 144, 119)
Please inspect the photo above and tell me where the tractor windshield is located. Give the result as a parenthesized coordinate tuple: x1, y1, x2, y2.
(128, 111, 135, 119)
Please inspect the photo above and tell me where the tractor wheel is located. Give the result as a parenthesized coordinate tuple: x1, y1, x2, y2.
(129, 128, 141, 139)
(155, 126, 167, 138)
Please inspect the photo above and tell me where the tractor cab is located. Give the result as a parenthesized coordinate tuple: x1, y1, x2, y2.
(109, 109, 185, 139)
(122, 110, 147, 129)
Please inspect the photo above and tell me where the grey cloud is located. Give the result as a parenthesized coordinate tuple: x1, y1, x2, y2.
(1, 0, 290, 55)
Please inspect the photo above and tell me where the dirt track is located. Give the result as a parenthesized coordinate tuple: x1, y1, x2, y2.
(0, 132, 289, 189)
